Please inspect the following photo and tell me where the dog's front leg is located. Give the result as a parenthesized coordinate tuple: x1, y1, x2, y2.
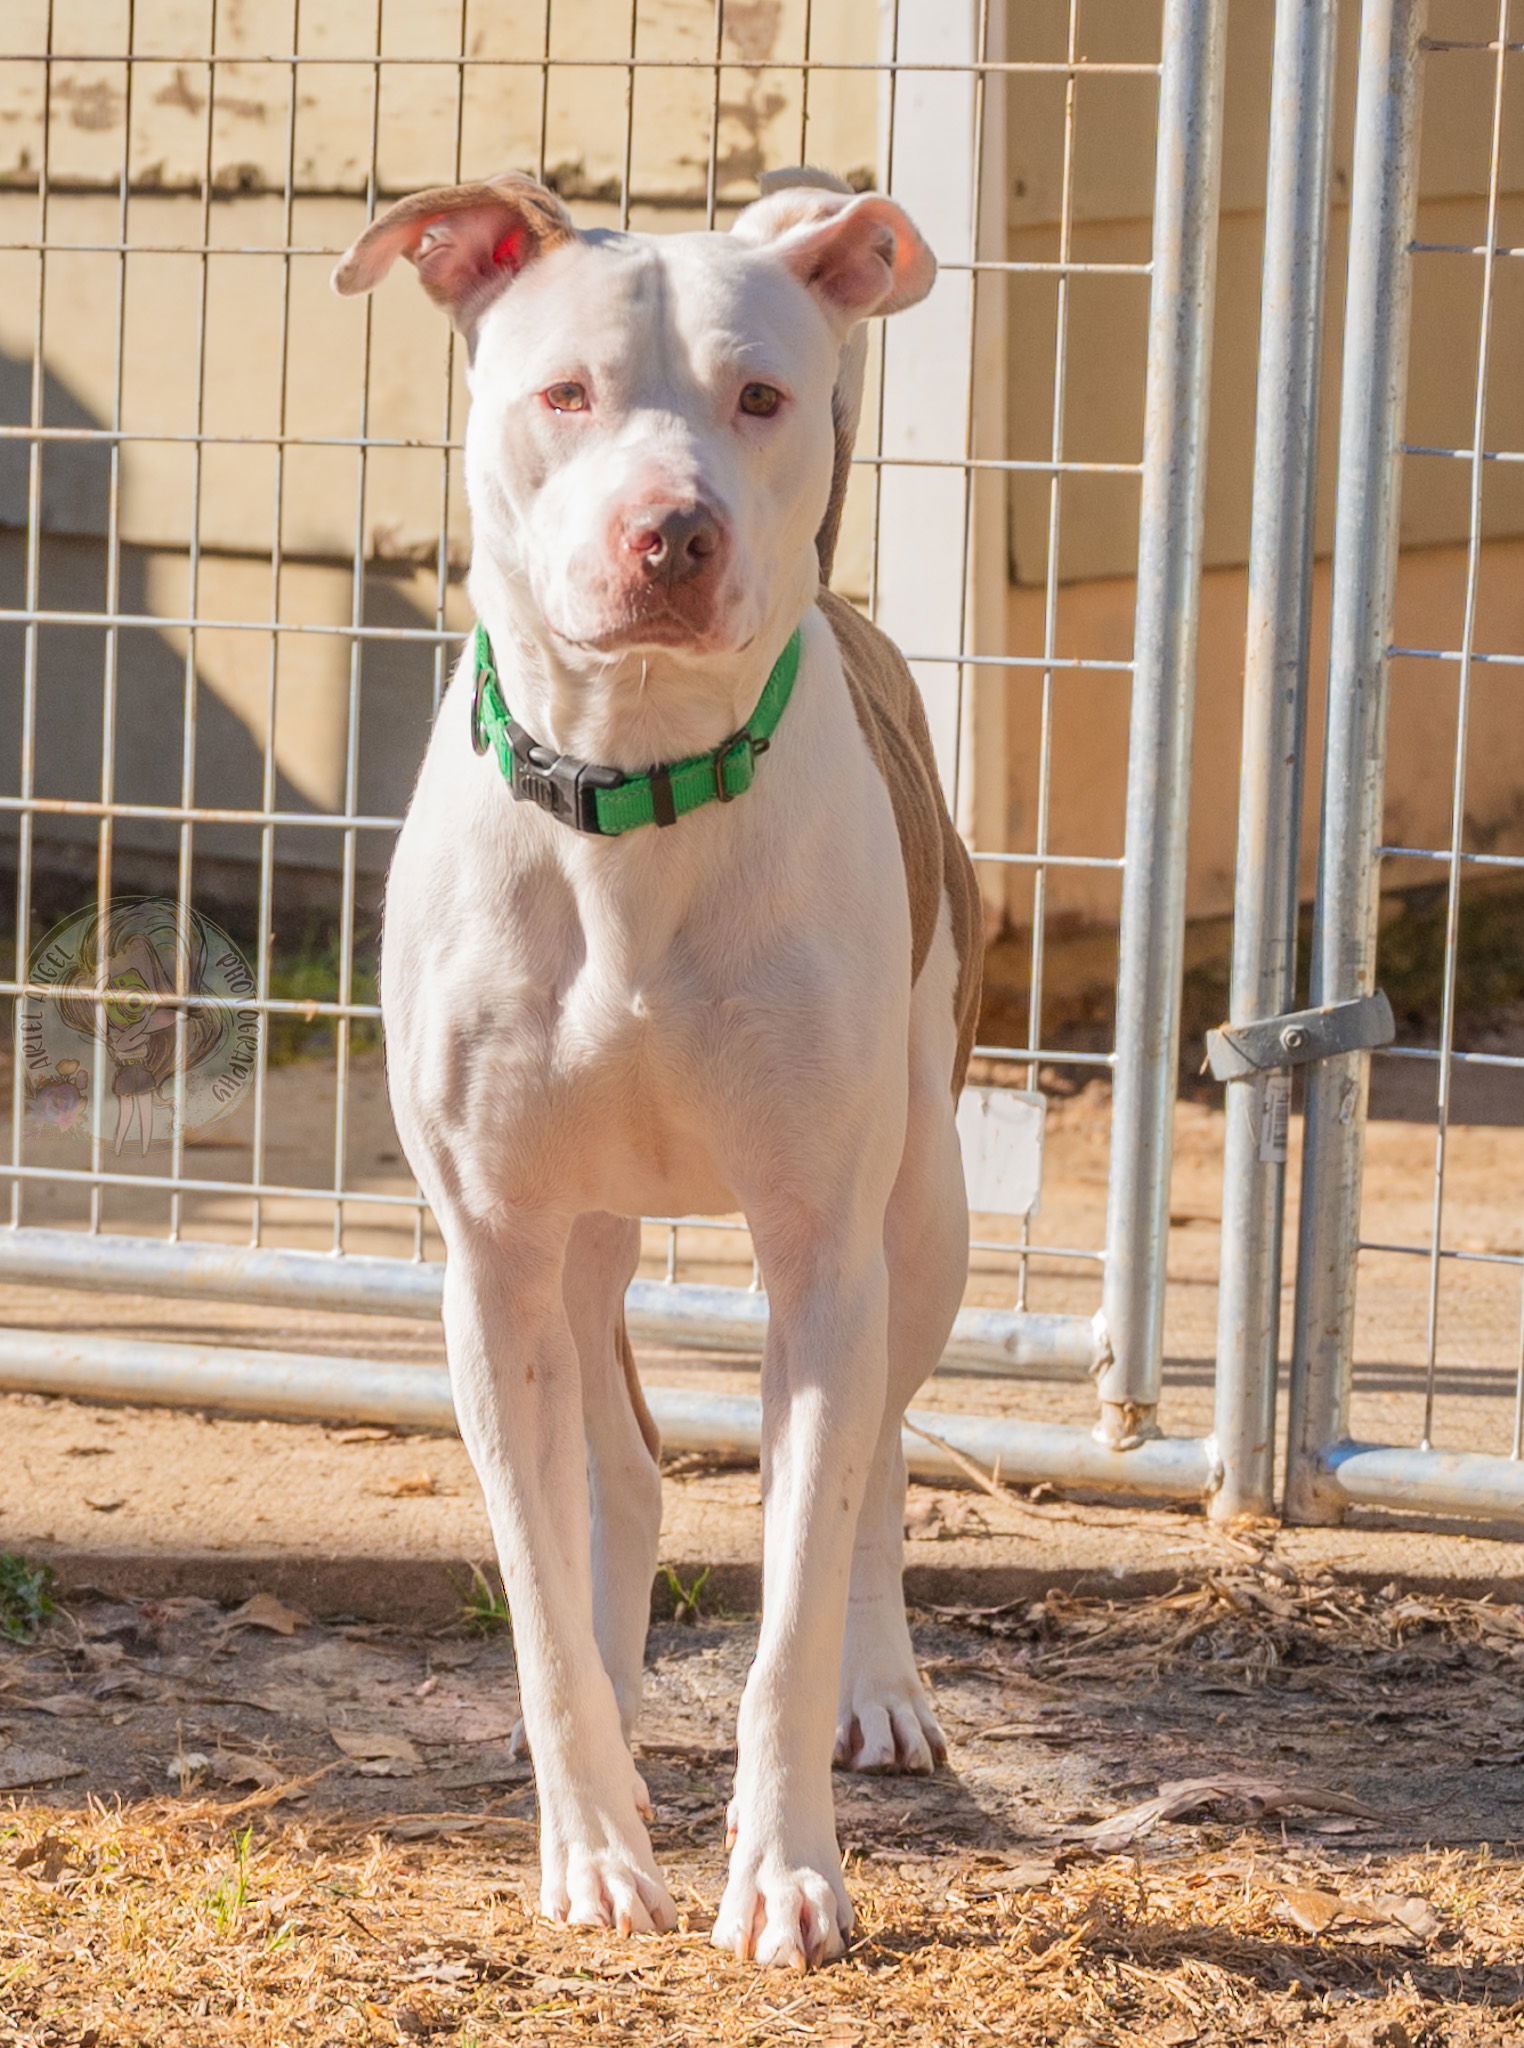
(712, 1217, 890, 1969)
(442, 1221, 677, 1936)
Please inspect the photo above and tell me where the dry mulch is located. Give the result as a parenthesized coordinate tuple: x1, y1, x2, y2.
(2, 1536, 1524, 2044)
(2, 1806, 1521, 2046)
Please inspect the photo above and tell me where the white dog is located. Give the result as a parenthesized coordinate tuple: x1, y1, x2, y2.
(333, 167, 980, 1970)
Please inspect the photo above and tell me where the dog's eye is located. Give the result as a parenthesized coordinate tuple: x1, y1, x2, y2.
(738, 382, 782, 419)
(544, 381, 587, 413)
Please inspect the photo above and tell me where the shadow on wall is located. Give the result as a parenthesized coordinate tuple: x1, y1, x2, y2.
(0, 347, 443, 941)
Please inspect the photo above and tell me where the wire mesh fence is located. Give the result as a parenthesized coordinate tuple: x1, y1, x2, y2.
(0, 2, 1188, 1331)
(12, 1, 1521, 1524)
(0, 0, 1243, 1498)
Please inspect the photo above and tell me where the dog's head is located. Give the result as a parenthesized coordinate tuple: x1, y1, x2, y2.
(332, 172, 934, 664)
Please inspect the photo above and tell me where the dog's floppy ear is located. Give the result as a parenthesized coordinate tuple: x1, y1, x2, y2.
(749, 171, 878, 583)
(731, 179, 935, 330)
(331, 171, 575, 332)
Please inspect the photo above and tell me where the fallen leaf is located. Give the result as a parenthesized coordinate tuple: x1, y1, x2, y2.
(386, 1815, 490, 1842)
(210, 1752, 284, 1790)
(90, 1671, 158, 1703)
(1278, 1885, 1439, 1945)
(407, 1952, 476, 1986)
(225, 1593, 310, 1636)
(333, 1426, 396, 1445)
(1068, 1776, 1380, 1855)
(1372, 1892, 1443, 1940)
(17, 1693, 97, 1720)
(222, 1762, 341, 1815)
(0, 1748, 85, 1790)
(531, 1976, 611, 1999)
(987, 1858, 1058, 1889)
(166, 1751, 211, 1790)
(1479, 1607, 1524, 1641)
(83, 1495, 125, 1513)
(330, 1727, 419, 1760)
(14, 1833, 74, 1883)
(904, 1493, 990, 1541)
(331, 1728, 421, 1777)
(1280, 1885, 1353, 1934)
(375, 1471, 445, 1499)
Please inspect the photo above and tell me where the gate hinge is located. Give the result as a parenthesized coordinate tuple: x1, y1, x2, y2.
(1205, 991, 1394, 1082)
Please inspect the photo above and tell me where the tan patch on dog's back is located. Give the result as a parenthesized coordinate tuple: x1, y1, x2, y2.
(818, 589, 982, 1092)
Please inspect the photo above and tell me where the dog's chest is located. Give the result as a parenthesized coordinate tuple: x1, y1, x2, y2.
(382, 619, 933, 1220)
(392, 863, 771, 1214)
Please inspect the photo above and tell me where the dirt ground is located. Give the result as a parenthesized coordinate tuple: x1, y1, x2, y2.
(2, 1538, 1523, 2045)
(3, 1049, 1523, 2039)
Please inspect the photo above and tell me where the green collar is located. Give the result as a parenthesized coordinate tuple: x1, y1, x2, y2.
(469, 621, 802, 835)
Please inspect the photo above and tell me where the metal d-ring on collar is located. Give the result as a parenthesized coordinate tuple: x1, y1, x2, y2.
(468, 621, 802, 836)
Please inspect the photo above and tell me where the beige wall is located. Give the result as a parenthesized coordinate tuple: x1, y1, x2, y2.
(1001, 538, 1524, 935)
(1, 0, 879, 204)
(1004, 0, 1524, 585)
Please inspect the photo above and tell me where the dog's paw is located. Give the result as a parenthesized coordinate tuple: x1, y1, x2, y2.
(712, 1850, 853, 1969)
(538, 1767, 675, 1937)
(540, 1837, 677, 1936)
(834, 1672, 946, 1774)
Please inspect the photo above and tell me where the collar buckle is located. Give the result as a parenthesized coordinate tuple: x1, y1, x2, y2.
(712, 728, 769, 804)
(505, 718, 625, 833)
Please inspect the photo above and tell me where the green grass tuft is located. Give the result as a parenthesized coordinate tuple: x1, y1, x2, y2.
(204, 1824, 256, 1935)
(660, 1562, 713, 1623)
(453, 1562, 511, 1635)
(0, 1554, 57, 1644)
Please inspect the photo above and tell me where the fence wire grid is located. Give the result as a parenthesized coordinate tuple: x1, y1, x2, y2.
(0, 1, 1159, 1322)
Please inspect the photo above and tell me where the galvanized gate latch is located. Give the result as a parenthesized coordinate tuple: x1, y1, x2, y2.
(1205, 990, 1395, 1083)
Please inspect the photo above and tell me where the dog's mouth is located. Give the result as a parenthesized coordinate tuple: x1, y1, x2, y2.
(559, 591, 737, 656)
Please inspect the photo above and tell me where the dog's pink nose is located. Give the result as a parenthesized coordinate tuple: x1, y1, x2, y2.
(626, 504, 720, 587)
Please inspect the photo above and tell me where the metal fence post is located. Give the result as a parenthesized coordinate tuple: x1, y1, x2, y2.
(1097, 0, 1228, 1448)
(1286, 0, 1426, 1523)
(1209, 0, 1338, 1522)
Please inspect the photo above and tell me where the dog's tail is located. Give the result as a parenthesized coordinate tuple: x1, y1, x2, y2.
(617, 1310, 661, 1463)
(757, 167, 870, 586)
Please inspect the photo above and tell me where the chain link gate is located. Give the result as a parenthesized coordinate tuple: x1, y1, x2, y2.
(0, 1, 1242, 1507)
